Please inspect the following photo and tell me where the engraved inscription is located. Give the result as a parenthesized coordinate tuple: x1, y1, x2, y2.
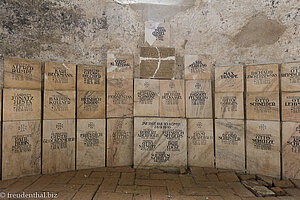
(82, 69, 101, 85)
(80, 132, 102, 147)
(110, 59, 130, 73)
(281, 65, 300, 84)
(11, 63, 33, 81)
(188, 60, 207, 73)
(220, 96, 238, 112)
(162, 91, 182, 105)
(247, 70, 277, 85)
(219, 132, 241, 145)
(48, 66, 73, 84)
(189, 131, 213, 145)
(252, 134, 274, 150)
(287, 136, 300, 153)
(284, 96, 300, 113)
(250, 97, 276, 113)
(151, 152, 170, 163)
(112, 131, 129, 145)
(152, 26, 166, 41)
(49, 95, 71, 112)
(189, 91, 207, 105)
(12, 135, 31, 153)
(137, 129, 158, 139)
(81, 96, 102, 111)
(11, 93, 33, 112)
(108, 91, 132, 104)
(137, 90, 156, 104)
(139, 140, 156, 151)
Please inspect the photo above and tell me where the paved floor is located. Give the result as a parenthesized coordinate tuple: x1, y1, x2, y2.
(0, 167, 299, 200)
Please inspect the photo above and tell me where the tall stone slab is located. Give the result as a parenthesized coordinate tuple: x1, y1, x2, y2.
(145, 21, 170, 47)
(246, 120, 280, 177)
(282, 92, 300, 122)
(42, 119, 75, 174)
(77, 91, 105, 119)
(215, 92, 244, 119)
(281, 62, 300, 92)
(186, 80, 212, 118)
(107, 54, 133, 79)
(77, 119, 105, 170)
(107, 118, 133, 167)
(187, 119, 214, 167)
(160, 80, 185, 117)
(134, 117, 187, 169)
(134, 79, 160, 117)
(215, 66, 244, 92)
(184, 55, 212, 80)
(77, 64, 105, 91)
(215, 119, 245, 171)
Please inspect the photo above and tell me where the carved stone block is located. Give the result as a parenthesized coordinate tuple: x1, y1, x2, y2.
(282, 92, 300, 122)
(77, 91, 105, 119)
(215, 66, 243, 92)
(184, 55, 212, 80)
(281, 62, 300, 92)
(215, 92, 244, 119)
(107, 54, 133, 79)
(77, 64, 105, 91)
(145, 21, 170, 47)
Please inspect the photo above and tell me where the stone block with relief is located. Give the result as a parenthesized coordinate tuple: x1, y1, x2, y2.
(246, 120, 280, 178)
(77, 64, 105, 91)
(44, 62, 76, 90)
(107, 54, 133, 79)
(134, 117, 187, 169)
(282, 92, 300, 122)
(186, 80, 212, 118)
(3, 88, 41, 121)
(4, 57, 41, 89)
(140, 47, 175, 79)
(246, 64, 279, 92)
(77, 91, 105, 119)
(215, 66, 244, 92)
(187, 119, 214, 167)
(107, 118, 133, 167)
(246, 92, 279, 121)
(42, 119, 75, 174)
(2, 120, 41, 180)
(145, 21, 170, 47)
(184, 55, 212, 80)
(134, 79, 160, 117)
(44, 90, 75, 120)
(160, 80, 185, 117)
(77, 119, 105, 170)
(215, 92, 244, 119)
(215, 119, 245, 171)
(281, 62, 300, 92)
(282, 122, 300, 179)
(107, 79, 133, 118)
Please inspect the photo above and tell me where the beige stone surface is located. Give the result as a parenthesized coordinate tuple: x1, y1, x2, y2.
(184, 55, 212, 80)
(281, 62, 300, 92)
(3, 88, 41, 121)
(107, 54, 133, 79)
(77, 91, 105, 119)
(107, 118, 133, 167)
(215, 92, 244, 119)
(282, 92, 300, 122)
(246, 92, 279, 121)
(246, 120, 280, 178)
(145, 21, 170, 47)
(186, 80, 212, 118)
(246, 64, 279, 92)
(134, 79, 160, 117)
(2, 120, 41, 180)
(77, 119, 106, 170)
(187, 119, 214, 168)
(215, 66, 243, 92)
(44, 90, 75, 120)
(42, 119, 75, 174)
(160, 80, 185, 117)
(4, 57, 41, 89)
(107, 79, 133, 118)
(77, 64, 105, 91)
(44, 62, 76, 90)
(215, 119, 245, 171)
(134, 117, 187, 169)
(282, 122, 300, 179)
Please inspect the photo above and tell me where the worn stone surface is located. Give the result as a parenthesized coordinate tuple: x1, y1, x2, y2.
(145, 21, 170, 47)
(77, 90, 105, 119)
(107, 54, 133, 79)
(215, 66, 244, 92)
(242, 180, 275, 197)
(273, 179, 295, 188)
(282, 92, 300, 122)
(281, 62, 300, 92)
(184, 55, 212, 80)
(215, 92, 244, 119)
(77, 64, 105, 91)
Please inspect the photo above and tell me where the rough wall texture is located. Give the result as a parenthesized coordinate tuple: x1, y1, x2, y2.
(0, 0, 299, 78)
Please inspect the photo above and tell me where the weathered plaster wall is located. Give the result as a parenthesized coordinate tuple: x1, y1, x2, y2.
(0, 0, 299, 78)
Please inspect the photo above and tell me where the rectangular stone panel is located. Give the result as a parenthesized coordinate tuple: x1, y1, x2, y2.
(134, 117, 187, 169)
(215, 92, 244, 119)
(107, 54, 133, 79)
(246, 64, 279, 92)
(140, 47, 175, 79)
(282, 122, 300, 179)
(107, 118, 133, 167)
(107, 79, 133, 118)
(246, 92, 279, 121)
(44, 90, 75, 120)
(215, 66, 244, 92)
(160, 80, 185, 117)
(186, 80, 212, 118)
(246, 120, 280, 178)
(44, 61, 76, 90)
(4, 57, 41, 89)
(77, 64, 105, 91)
(134, 79, 160, 117)
(215, 119, 245, 171)
(3, 88, 41, 121)
(281, 62, 300, 92)
(42, 119, 75, 174)
(184, 55, 212, 80)
(2, 120, 41, 180)
(282, 92, 300, 122)
(77, 119, 105, 170)
(145, 21, 170, 47)
(187, 119, 214, 168)
(77, 91, 105, 119)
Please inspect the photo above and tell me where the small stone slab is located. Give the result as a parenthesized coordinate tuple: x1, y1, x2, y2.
(44, 62, 76, 90)
(107, 54, 133, 79)
(77, 64, 105, 91)
(246, 120, 280, 178)
(145, 21, 170, 47)
(282, 92, 300, 122)
(77, 91, 105, 119)
(273, 179, 295, 188)
(239, 174, 257, 181)
(217, 172, 240, 182)
(4, 57, 41, 89)
(242, 180, 275, 197)
(184, 55, 212, 80)
(215, 66, 244, 92)
(215, 92, 244, 119)
(281, 62, 300, 92)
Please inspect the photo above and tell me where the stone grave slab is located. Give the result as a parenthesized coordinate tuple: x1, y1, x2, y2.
(77, 64, 105, 91)
(215, 92, 244, 119)
(145, 21, 170, 47)
(184, 55, 212, 80)
(281, 62, 300, 92)
(107, 54, 133, 79)
(282, 92, 300, 122)
(215, 66, 244, 92)
(77, 91, 105, 119)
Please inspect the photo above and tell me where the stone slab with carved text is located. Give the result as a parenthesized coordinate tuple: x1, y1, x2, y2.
(145, 21, 170, 47)
(184, 55, 212, 80)
(215, 66, 243, 92)
(77, 65, 105, 91)
(282, 92, 300, 122)
(215, 92, 244, 119)
(77, 91, 105, 119)
(107, 54, 133, 79)
(281, 62, 300, 92)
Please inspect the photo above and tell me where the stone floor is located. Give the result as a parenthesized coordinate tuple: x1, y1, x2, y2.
(0, 167, 299, 200)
